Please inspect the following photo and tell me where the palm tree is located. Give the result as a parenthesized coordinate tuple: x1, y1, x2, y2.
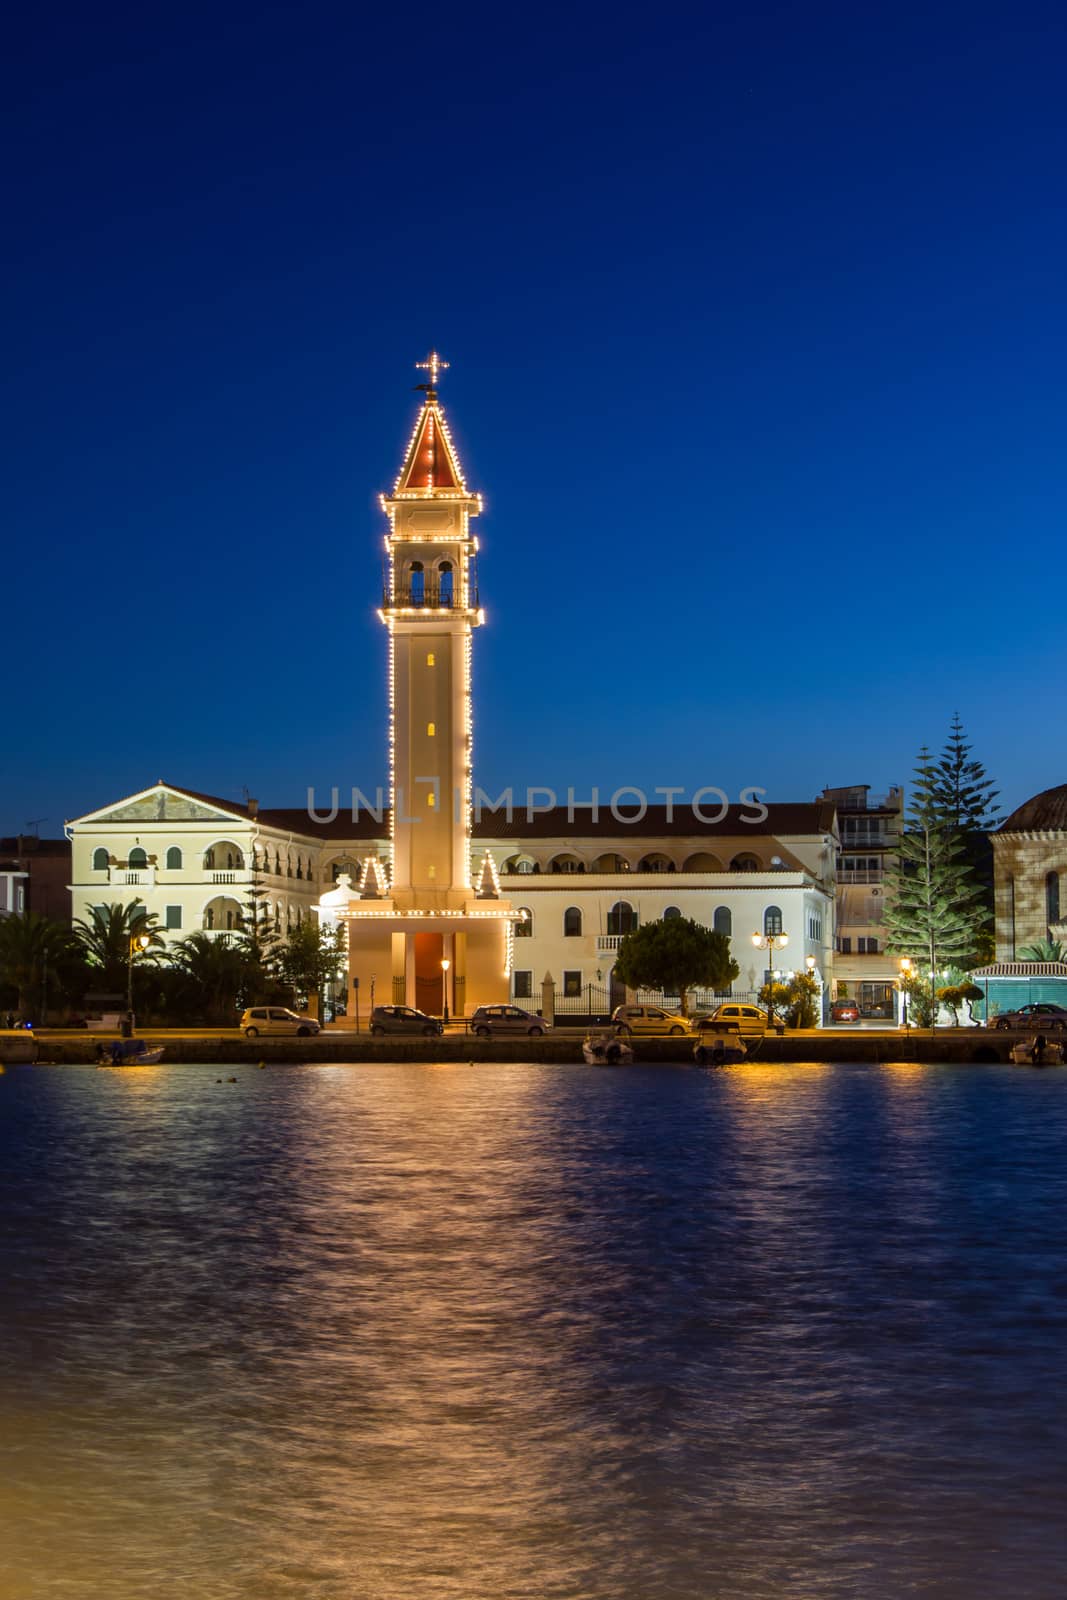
(168, 932, 256, 1023)
(1017, 938, 1067, 963)
(0, 913, 80, 1018)
(72, 900, 164, 989)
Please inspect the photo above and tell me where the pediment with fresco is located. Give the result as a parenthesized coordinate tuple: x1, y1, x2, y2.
(85, 788, 244, 825)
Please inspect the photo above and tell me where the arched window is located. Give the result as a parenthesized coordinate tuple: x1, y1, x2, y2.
(730, 854, 760, 872)
(1048, 871, 1061, 927)
(166, 846, 182, 870)
(564, 906, 582, 937)
(713, 906, 732, 937)
(128, 847, 147, 869)
(92, 847, 109, 871)
(205, 906, 214, 930)
(764, 905, 783, 936)
(663, 905, 681, 920)
(409, 562, 425, 604)
(516, 908, 533, 936)
(438, 561, 454, 606)
(607, 901, 637, 936)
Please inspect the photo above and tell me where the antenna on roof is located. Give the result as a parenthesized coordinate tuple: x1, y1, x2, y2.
(25, 818, 46, 837)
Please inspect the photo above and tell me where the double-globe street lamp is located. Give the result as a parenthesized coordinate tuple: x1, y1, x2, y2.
(751, 929, 788, 1032)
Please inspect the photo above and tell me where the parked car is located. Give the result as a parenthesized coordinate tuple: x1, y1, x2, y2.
(993, 1002, 1067, 1032)
(470, 1004, 551, 1037)
(370, 1005, 443, 1037)
(241, 1007, 321, 1038)
(830, 999, 862, 1023)
(612, 1004, 693, 1036)
(698, 1003, 770, 1035)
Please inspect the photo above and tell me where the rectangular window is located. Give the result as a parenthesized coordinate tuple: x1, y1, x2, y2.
(837, 936, 852, 954)
(563, 970, 582, 997)
(858, 937, 880, 954)
(165, 905, 183, 930)
(427, 722, 436, 736)
(426, 652, 435, 666)
(513, 970, 532, 999)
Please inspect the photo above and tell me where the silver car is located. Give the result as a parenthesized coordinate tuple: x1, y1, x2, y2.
(469, 1004, 551, 1037)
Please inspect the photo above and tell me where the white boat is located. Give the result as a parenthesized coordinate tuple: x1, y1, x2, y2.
(95, 1040, 166, 1066)
(0, 1029, 38, 1064)
(693, 1031, 747, 1066)
(1010, 1036, 1064, 1066)
(583, 1032, 634, 1066)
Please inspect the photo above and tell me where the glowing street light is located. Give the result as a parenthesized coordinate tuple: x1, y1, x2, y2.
(441, 957, 451, 1024)
(752, 929, 788, 1032)
(126, 933, 151, 1026)
(899, 957, 912, 1035)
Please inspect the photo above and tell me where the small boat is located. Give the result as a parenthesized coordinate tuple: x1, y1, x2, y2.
(583, 1031, 634, 1066)
(1010, 1036, 1064, 1066)
(0, 1028, 38, 1064)
(693, 1030, 747, 1066)
(96, 1039, 166, 1066)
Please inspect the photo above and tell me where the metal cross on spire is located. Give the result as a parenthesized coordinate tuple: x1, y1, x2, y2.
(415, 350, 449, 389)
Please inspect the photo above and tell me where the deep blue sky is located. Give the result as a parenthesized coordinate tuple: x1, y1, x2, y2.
(4, 0, 1065, 835)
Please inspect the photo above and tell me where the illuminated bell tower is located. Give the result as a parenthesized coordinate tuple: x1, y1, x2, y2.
(335, 353, 516, 1018)
(381, 351, 482, 905)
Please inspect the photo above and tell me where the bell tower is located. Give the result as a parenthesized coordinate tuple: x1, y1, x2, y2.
(380, 351, 482, 905)
(334, 353, 517, 1019)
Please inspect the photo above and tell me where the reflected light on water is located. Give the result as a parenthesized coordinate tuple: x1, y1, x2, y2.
(1, 1060, 1066, 1599)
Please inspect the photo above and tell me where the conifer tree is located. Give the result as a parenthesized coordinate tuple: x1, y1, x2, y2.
(882, 747, 988, 1010)
(929, 713, 1000, 832)
(928, 713, 999, 945)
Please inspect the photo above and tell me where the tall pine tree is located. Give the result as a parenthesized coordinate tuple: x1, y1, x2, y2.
(929, 714, 999, 953)
(882, 747, 988, 1009)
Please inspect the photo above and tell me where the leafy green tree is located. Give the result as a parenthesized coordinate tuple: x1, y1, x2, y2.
(72, 900, 164, 990)
(278, 921, 346, 1014)
(936, 982, 984, 1027)
(614, 917, 739, 1016)
(0, 913, 82, 1018)
(882, 748, 988, 1012)
(784, 971, 820, 1028)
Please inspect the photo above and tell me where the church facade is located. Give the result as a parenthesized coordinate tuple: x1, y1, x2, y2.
(68, 358, 838, 1017)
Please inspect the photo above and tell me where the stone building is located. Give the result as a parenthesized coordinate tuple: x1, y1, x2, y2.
(992, 783, 1067, 957)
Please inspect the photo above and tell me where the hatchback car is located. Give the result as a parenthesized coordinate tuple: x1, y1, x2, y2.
(830, 999, 861, 1023)
(241, 1007, 320, 1038)
(612, 1004, 693, 1036)
(698, 1003, 770, 1035)
(470, 1004, 551, 1037)
(369, 1005, 444, 1037)
(993, 1002, 1067, 1032)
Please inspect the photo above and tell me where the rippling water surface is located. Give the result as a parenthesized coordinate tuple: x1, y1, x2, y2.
(2, 1060, 1066, 1599)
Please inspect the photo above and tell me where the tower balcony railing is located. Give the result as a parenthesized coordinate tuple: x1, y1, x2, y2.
(381, 584, 479, 611)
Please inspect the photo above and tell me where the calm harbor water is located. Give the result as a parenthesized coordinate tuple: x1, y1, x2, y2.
(1, 1059, 1065, 1600)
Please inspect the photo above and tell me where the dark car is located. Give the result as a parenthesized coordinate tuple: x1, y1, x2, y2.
(993, 1002, 1067, 1032)
(370, 1005, 443, 1037)
(830, 999, 861, 1023)
(469, 1004, 551, 1037)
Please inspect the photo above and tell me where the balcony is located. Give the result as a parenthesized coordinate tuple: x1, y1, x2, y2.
(836, 870, 885, 884)
(207, 869, 250, 886)
(110, 867, 156, 888)
(596, 935, 628, 953)
(382, 583, 478, 611)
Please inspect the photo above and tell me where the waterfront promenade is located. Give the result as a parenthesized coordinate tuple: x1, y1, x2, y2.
(31, 1026, 1019, 1066)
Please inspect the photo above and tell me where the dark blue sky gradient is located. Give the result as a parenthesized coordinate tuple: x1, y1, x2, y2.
(4, 1, 1065, 834)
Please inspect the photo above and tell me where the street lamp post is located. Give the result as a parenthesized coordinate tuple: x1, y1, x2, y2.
(126, 934, 150, 1031)
(899, 957, 912, 1035)
(751, 929, 788, 1032)
(441, 957, 451, 1024)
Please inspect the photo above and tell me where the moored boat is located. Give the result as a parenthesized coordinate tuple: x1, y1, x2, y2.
(95, 1039, 166, 1066)
(1009, 1035, 1064, 1066)
(583, 1032, 634, 1066)
(693, 1030, 747, 1066)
